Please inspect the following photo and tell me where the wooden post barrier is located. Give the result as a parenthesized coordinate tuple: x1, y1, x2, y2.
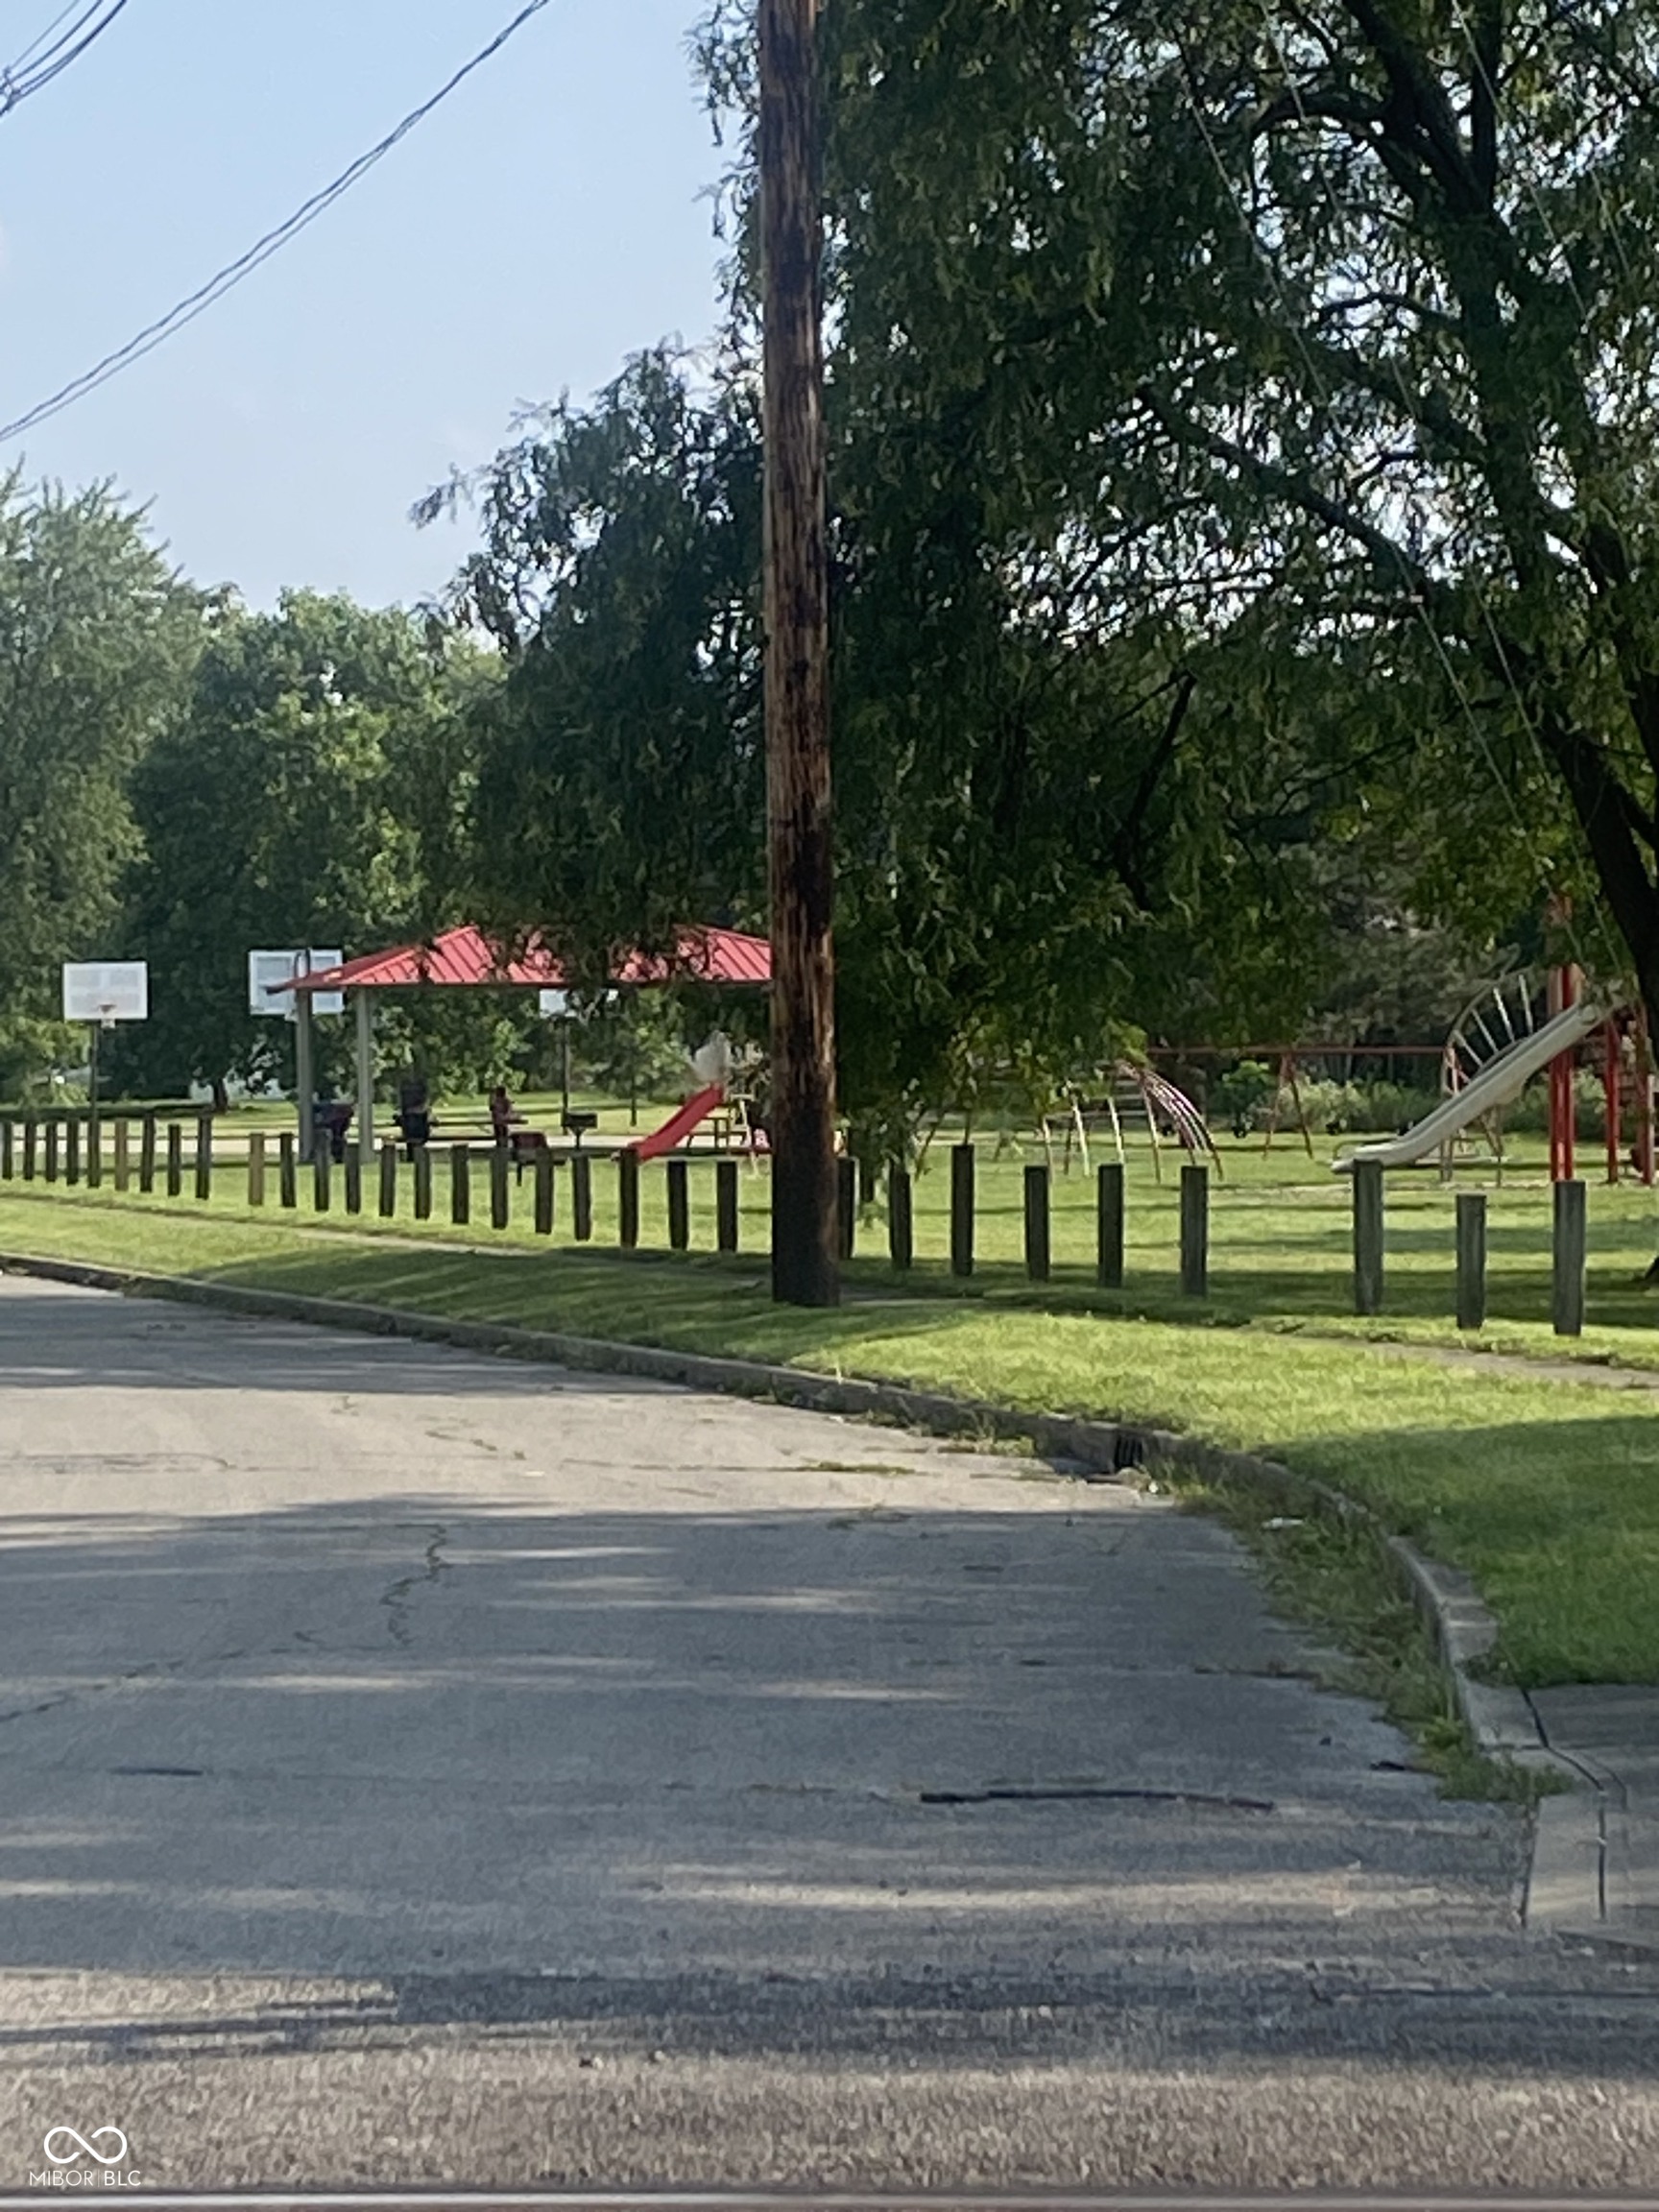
(572, 1152, 593, 1242)
(534, 1149, 555, 1238)
(278, 1133, 297, 1209)
(378, 1143, 397, 1219)
(450, 1145, 470, 1226)
(1455, 1190, 1486, 1332)
(113, 1118, 131, 1191)
(1553, 1177, 1587, 1337)
(1023, 1163, 1051, 1282)
(165, 1122, 182, 1197)
(413, 1144, 432, 1222)
(950, 1142, 975, 1278)
(138, 1113, 156, 1193)
(1180, 1163, 1209, 1298)
(1352, 1159, 1383, 1316)
(0, 1118, 11, 1181)
(1097, 1162, 1125, 1289)
(888, 1165, 913, 1271)
(716, 1159, 739, 1252)
(22, 1117, 37, 1181)
(194, 1114, 213, 1201)
(85, 1114, 102, 1189)
(248, 1133, 266, 1208)
(837, 1154, 856, 1261)
(313, 1145, 331, 1214)
(490, 1144, 511, 1232)
(44, 1119, 60, 1183)
(666, 1158, 690, 1251)
(344, 1142, 363, 1216)
(65, 1116, 81, 1185)
(618, 1150, 640, 1249)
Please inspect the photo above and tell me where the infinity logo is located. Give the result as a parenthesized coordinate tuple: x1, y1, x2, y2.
(41, 2128, 128, 2168)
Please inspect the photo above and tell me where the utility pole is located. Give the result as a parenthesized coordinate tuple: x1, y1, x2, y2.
(760, 0, 839, 1308)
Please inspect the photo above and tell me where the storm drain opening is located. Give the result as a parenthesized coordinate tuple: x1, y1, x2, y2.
(919, 1784, 1275, 1812)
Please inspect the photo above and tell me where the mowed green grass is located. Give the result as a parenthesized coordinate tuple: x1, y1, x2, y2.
(10, 1108, 1659, 1355)
(5, 1174, 1659, 1691)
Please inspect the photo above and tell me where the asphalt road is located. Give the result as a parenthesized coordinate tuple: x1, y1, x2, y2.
(0, 1271, 1655, 2193)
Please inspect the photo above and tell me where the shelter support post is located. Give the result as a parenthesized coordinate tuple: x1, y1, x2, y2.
(295, 989, 316, 1165)
(354, 990, 374, 1160)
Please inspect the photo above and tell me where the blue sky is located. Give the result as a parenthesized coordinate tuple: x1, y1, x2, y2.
(0, 0, 729, 606)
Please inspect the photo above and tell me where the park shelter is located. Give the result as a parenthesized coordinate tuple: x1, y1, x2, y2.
(269, 923, 771, 1156)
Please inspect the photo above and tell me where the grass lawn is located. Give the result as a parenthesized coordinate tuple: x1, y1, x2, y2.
(5, 1176, 1659, 1695)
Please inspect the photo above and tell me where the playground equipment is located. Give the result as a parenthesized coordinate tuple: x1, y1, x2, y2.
(1047, 1063, 1220, 1182)
(1334, 994, 1605, 1172)
(633, 1083, 727, 1162)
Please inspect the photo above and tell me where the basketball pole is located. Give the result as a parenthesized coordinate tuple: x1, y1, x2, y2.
(760, 0, 839, 1308)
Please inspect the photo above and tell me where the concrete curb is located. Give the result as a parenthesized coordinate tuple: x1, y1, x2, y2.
(0, 1244, 1600, 1941)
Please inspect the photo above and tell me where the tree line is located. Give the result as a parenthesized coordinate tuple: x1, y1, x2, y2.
(9, 2, 1645, 1133)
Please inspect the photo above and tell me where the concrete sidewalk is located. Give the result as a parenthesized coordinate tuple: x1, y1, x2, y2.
(1527, 1687, 1659, 1954)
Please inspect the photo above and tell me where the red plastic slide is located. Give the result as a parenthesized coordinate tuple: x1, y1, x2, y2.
(632, 1083, 725, 1162)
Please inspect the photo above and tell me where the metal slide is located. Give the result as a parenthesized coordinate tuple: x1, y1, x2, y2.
(1332, 997, 1605, 1172)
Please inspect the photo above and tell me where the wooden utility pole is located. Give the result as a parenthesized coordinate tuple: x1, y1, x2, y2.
(760, 0, 838, 1308)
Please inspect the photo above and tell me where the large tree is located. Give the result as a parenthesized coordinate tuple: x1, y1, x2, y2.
(121, 590, 496, 1097)
(436, 338, 1333, 1142)
(0, 475, 200, 1096)
(785, 0, 1659, 1018)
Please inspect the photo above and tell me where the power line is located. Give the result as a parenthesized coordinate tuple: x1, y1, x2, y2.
(1, 1, 131, 117)
(0, 0, 555, 443)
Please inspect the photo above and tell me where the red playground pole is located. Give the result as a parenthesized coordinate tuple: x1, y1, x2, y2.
(1548, 963, 1577, 1183)
(1638, 1009, 1656, 1188)
(1604, 1019, 1623, 1186)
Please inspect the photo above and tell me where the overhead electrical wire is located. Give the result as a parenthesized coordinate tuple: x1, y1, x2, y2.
(1, 1, 132, 116)
(0, 0, 555, 443)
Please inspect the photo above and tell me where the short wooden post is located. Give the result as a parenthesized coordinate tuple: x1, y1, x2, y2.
(618, 1149, 640, 1249)
(44, 1119, 60, 1182)
(450, 1144, 470, 1226)
(666, 1157, 689, 1250)
(1455, 1190, 1486, 1332)
(22, 1117, 37, 1181)
(85, 1115, 102, 1188)
(138, 1113, 156, 1193)
(195, 1113, 213, 1201)
(413, 1144, 432, 1221)
(1023, 1163, 1051, 1282)
(379, 1142, 398, 1220)
(716, 1159, 739, 1252)
(1097, 1162, 1125, 1289)
(165, 1121, 182, 1197)
(490, 1144, 510, 1231)
(344, 1142, 362, 1215)
(278, 1133, 297, 1209)
(113, 1118, 131, 1191)
(248, 1133, 266, 1207)
(1352, 1159, 1383, 1316)
(888, 1165, 913, 1271)
(533, 1149, 555, 1237)
(950, 1142, 975, 1277)
(313, 1145, 331, 1214)
(837, 1154, 856, 1260)
(65, 1116, 81, 1185)
(1180, 1163, 1209, 1298)
(1553, 1176, 1587, 1337)
(0, 1119, 11, 1180)
(572, 1151, 593, 1241)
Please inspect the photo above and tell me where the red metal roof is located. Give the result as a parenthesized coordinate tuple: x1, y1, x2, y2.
(269, 924, 771, 996)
